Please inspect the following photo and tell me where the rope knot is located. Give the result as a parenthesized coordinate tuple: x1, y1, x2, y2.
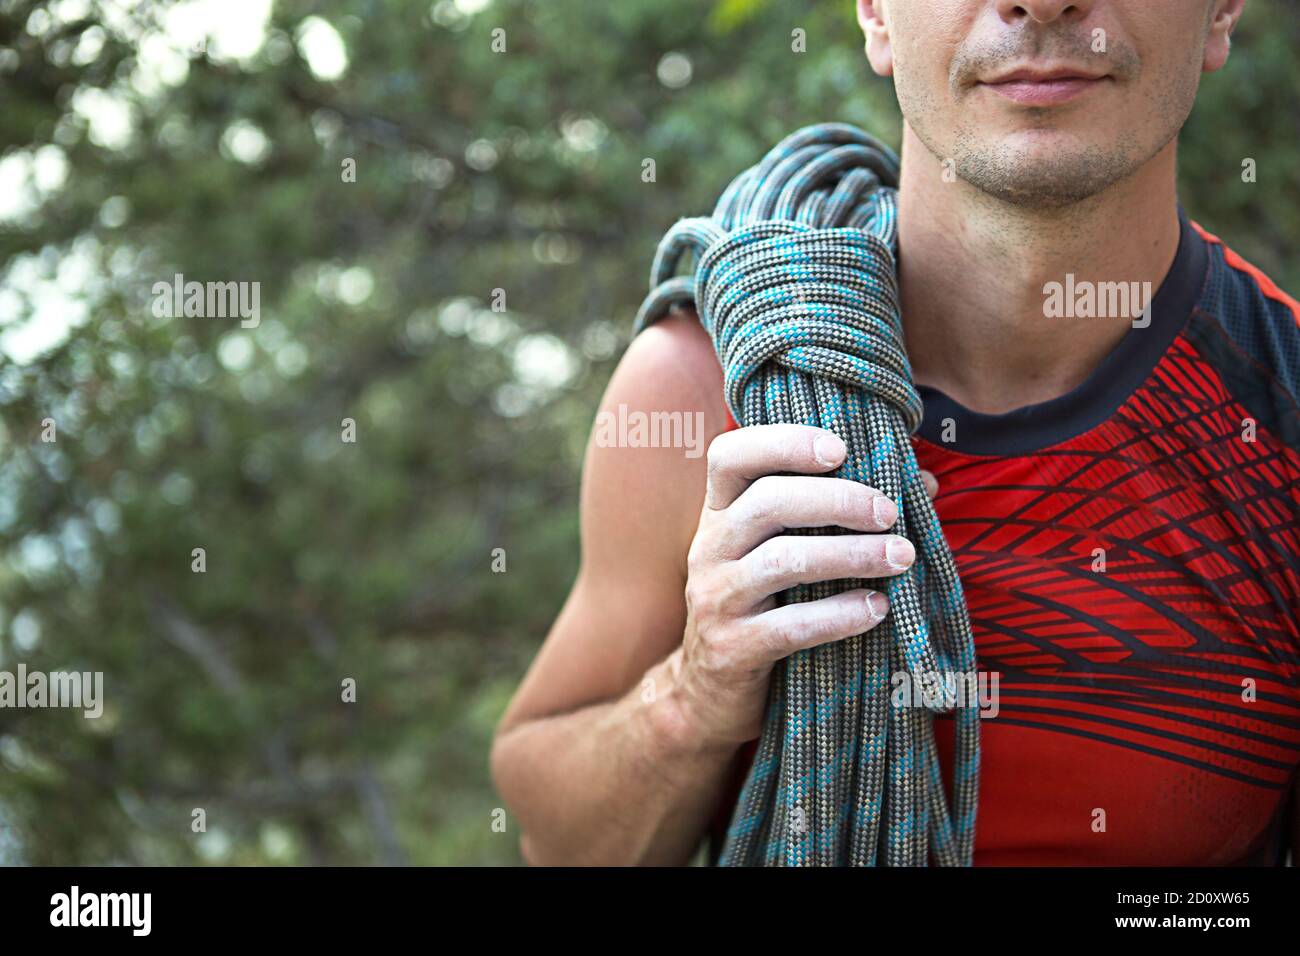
(696, 221, 924, 435)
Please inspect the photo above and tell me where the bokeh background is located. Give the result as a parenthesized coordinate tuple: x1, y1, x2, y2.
(0, 0, 1295, 865)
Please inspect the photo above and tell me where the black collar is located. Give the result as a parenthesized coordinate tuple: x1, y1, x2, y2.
(913, 208, 1210, 457)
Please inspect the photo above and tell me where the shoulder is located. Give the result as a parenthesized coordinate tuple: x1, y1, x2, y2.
(1188, 223, 1300, 440)
(1192, 223, 1300, 389)
(577, 306, 731, 575)
(609, 306, 730, 428)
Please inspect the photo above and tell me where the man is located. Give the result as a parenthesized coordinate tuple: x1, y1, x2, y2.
(492, 0, 1300, 865)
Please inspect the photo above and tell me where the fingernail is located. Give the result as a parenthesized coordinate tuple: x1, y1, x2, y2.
(814, 435, 845, 467)
(866, 591, 889, 621)
(872, 495, 896, 527)
(885, 536, 915, 570)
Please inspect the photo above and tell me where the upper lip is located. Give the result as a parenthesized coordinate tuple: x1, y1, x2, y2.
(982, 66, 1108, 85)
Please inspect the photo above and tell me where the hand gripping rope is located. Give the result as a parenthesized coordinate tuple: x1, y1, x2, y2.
(634, 123, 980, 866)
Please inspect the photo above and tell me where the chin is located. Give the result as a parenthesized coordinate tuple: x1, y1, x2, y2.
(960, 155, 1115, 208)
(956, 133, 1126, 207)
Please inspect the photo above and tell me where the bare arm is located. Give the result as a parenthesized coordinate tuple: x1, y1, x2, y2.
(490, 313, 728, 865)
(490, 310, 917, 865)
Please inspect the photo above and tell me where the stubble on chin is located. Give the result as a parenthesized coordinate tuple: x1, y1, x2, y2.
(943, 121, 1147, 210)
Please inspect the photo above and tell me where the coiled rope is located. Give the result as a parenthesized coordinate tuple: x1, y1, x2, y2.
(634, 123, 980, 866)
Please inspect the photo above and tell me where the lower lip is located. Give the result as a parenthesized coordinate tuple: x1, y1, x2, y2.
(983, 77, 1105, 106)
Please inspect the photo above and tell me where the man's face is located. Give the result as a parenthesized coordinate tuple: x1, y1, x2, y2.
(862, 0, 1229, 207)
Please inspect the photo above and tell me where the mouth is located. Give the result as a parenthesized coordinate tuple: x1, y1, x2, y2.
(978, 66, 1111, 107)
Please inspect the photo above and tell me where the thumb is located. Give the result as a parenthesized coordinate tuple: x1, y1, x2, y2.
(921, 470, 939, 500)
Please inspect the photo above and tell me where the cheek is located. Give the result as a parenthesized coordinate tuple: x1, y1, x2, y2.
(1122, 1, 1208, 87)
(890, 10, 967, 107)
(1127, 16, 1206, 124)
(907, 13, 962, 67)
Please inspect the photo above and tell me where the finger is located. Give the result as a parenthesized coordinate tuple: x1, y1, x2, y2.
(736, 534, 915, 604)
(704, 424, 846, 511)
(716, 475, 897, 557)
(749, 589, 890, 660)
(921, 470, 939, 500)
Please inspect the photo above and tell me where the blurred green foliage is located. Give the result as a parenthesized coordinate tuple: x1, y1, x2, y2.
(0, 0, 1294, 864)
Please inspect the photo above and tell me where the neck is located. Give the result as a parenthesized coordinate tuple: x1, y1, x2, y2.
(896, 126, 1183, 414)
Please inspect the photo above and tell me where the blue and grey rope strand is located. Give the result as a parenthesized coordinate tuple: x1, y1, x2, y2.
(634, 122, 980, 866)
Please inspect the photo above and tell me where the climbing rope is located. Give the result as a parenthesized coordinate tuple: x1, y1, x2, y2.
(634, 122, 980, 866)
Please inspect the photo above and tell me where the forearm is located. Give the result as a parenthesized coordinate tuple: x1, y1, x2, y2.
(491, 650, 738, 866)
